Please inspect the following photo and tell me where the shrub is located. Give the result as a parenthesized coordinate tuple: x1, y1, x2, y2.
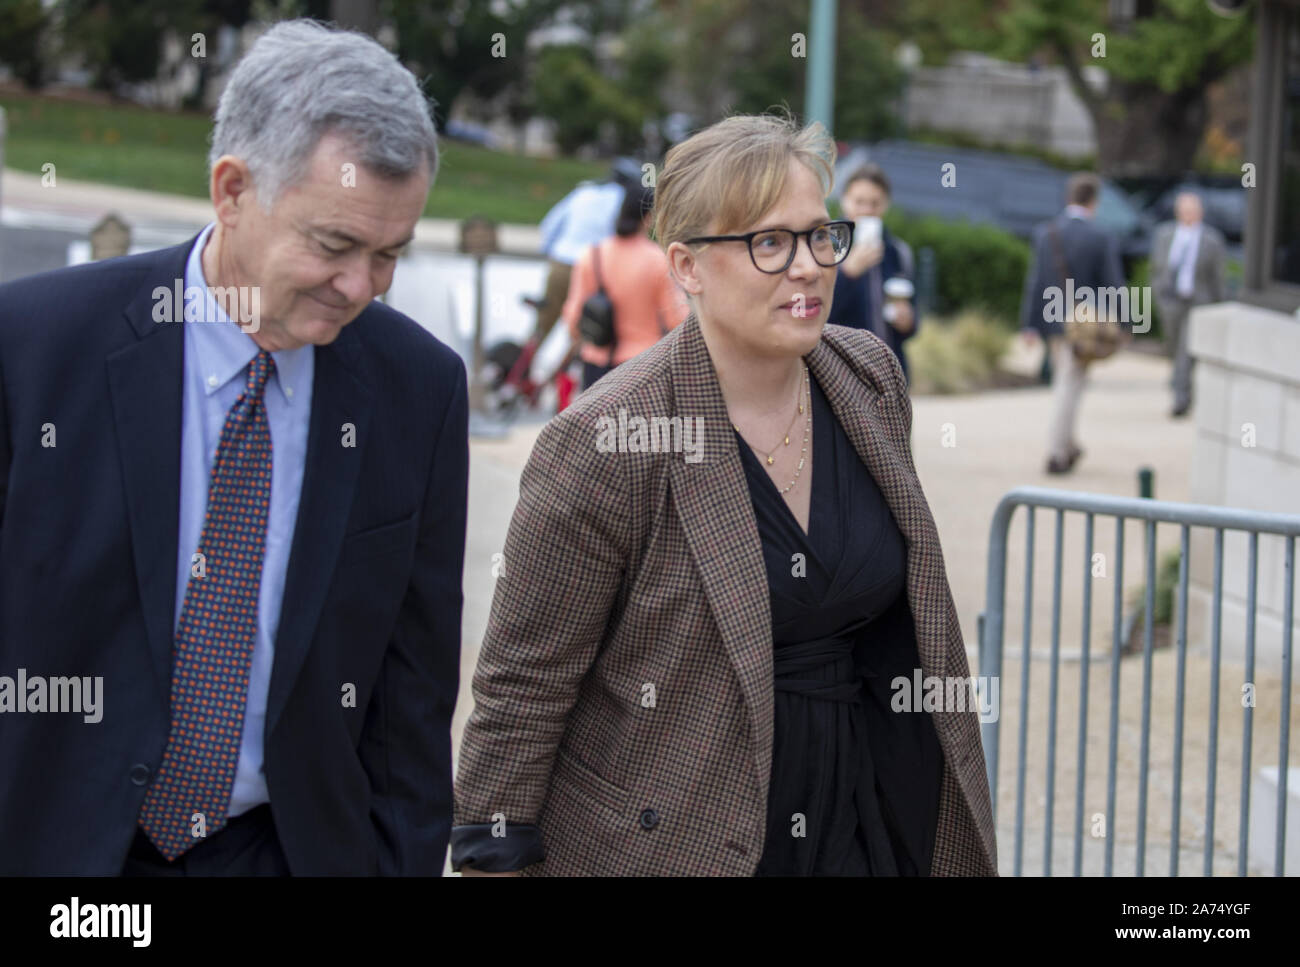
(906, 310, 1013, 395)
(885, 210, 1030, 328)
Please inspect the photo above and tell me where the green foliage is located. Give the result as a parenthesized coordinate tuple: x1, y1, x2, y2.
(0, 92, 606, 223)
(666, 0, 903, 141)
(531, 44, 646, 155)
(898, 0, 1254, 175)
(1129, 548, 1183, 627)
(885, 209, 1031, 327)
(910, 0, 1255, 90)
(1129, 256, 1164, 342)
(832, 5, 906, 142)
(385, 0, 523, 129)
(0, 0, 49, 88)
(62, 0, 204, 92)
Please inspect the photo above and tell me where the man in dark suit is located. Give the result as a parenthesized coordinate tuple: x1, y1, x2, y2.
(1150, 191, 1227, 417)
(0, 20, 468, 875)
(1019, 173, 1126, 474)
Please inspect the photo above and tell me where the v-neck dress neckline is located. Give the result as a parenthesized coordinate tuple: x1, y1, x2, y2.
(735, 369, 943, 876)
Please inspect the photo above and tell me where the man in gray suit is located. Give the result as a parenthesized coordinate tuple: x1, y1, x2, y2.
(1150, 192, 1226, 417)
(1020, 173, 1127, 474)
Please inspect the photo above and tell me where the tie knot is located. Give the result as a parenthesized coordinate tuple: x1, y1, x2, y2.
(245, 349, 275, 401)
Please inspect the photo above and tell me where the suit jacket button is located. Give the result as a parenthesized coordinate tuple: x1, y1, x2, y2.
(638, 808, 659, 830)
(129, 764, 151, 786)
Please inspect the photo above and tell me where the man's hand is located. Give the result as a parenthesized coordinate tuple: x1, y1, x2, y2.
(840, 240, 884, 279)
(460, 867, 521, 877)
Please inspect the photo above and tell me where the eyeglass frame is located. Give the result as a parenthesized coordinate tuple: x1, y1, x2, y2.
(682, 219, 856, 274)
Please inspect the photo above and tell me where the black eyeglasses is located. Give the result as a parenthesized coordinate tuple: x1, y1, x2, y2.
(683, 220, 854, 274)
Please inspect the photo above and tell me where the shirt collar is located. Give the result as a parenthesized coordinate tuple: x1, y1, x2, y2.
(1064, 204, 1092, 220)
(185, 222, 312, 405)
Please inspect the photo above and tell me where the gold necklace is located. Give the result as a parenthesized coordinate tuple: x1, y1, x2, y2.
(734, 364, 810, 494)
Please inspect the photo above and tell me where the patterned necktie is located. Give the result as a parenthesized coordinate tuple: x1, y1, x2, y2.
(138, 349, 275, 860)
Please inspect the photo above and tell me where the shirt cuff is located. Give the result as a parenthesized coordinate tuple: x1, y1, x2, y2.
(450, 823, 545, 873)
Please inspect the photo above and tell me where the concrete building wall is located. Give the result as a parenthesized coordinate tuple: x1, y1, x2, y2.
(1186, 302, 1300, 667)
(904, 53, 1101, 159)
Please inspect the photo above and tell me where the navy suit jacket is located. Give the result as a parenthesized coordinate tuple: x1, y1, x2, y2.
(0, 237, 469, 875)
(1020, 212, 1126, 338)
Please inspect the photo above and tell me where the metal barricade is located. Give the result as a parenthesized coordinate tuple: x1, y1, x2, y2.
(978, 486, 1300, 876)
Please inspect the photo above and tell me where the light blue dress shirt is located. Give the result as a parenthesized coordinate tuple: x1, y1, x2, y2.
(538, 181, 624, 264)
(175, 223, 315, 817)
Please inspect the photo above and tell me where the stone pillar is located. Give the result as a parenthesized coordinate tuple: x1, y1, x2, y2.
(1186, 301, 1300, 666)
(89, 213, 132, 261)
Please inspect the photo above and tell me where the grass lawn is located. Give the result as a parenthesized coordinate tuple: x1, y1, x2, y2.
(0, 92, 606, 224)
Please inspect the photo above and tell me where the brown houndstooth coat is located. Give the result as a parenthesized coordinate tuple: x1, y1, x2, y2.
(453, 312, 998, 875)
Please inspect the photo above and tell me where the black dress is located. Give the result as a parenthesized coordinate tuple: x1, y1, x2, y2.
(737, 371, 943, 876)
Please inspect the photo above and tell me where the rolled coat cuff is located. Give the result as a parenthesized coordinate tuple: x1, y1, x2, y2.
(450, 823, 545, 872)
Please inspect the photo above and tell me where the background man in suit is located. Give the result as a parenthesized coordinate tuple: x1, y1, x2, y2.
(1019, 173, 1126, 474)
(1150, 191, 1226, 417)
(0, 19, 469, 875)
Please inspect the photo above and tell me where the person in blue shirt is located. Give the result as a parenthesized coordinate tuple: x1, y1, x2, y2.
(528, 159, 642, 342)
(827, 164, 920, 384)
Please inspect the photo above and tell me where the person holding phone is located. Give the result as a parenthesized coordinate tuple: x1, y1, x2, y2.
(827, 164, 920, 384)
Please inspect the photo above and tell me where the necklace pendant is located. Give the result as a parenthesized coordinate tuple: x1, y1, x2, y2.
(766, 455, 774, 466)
(783, 434, 789, 446)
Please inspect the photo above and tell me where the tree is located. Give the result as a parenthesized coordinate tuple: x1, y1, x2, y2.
(531, 43, 647, 154)
(384, 0, 563, 130)
(184, 0, 255, 109)
(0, 0, 50, 89)
(900, 0, 1254, 176)
(659, 0, 903, 142)
(61, 0, 205, 94)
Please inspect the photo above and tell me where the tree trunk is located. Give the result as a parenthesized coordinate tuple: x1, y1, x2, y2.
(1089, 82, 1208, 177)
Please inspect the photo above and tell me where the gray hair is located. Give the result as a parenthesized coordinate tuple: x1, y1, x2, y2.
(209, 19, 438, 210)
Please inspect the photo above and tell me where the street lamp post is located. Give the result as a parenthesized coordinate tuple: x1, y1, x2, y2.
(804, 0, 838, 133)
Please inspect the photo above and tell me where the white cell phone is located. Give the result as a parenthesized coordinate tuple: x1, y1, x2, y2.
(854, 216, 882, 250)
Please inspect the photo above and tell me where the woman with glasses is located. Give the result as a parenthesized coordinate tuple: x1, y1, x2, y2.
(451, 114, 996, 877)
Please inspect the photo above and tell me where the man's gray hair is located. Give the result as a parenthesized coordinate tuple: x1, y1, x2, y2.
(209, 19, 438, 210)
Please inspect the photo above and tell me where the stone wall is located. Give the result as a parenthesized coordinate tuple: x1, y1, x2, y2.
(1186, 301, 1300, 667)
(903, 54, 1101, 159)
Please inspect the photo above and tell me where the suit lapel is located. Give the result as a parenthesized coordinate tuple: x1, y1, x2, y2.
(107, 240, 194, 694)
(667, 315, 775, 788)
(265, 323, 372, 738)
(807, 335, 949, 687)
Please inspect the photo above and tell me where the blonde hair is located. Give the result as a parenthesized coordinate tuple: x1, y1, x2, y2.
(652, 113, 837, 251)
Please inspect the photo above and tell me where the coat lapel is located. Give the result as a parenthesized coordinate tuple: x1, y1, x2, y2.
(667, 315, 775, 789)
(807, 335, 950, 692)
(107, 240, 193, 694)
(670, 315, 955, 792)
(265, 322, 372, 738)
